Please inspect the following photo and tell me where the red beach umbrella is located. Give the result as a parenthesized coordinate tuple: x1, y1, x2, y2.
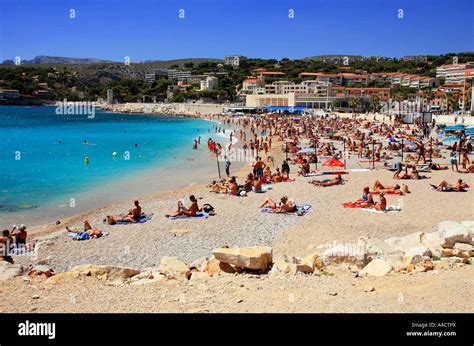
(322, 158, 345, 167)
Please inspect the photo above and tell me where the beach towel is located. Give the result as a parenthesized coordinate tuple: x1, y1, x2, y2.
(302, 171, 348, 177)
(347, 169, 370, 172)
(261, 203, 311, 216)
(170, 212, 209, 220)
(67, 231, 109, 239)
(115, 214, 153, 225)
(361, 205, 402, 214)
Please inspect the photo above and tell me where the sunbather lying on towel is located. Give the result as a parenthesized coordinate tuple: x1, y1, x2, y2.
(309, 174, 342, 187)
(166, 195, 199, 218)
(66, 221, 103, 237)
(105, 200, 142, 224)
(371, 180, 403, 194)
(431, 179, 468, 192)
(428, 163, 448, 171)
(259, 196, 297, 213)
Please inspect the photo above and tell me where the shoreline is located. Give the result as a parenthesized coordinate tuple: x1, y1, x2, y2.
(0, 106, 243, 229)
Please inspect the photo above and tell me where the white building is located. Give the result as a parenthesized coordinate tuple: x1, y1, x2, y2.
(0, 89, 20, 100)
(436, 62, 474, 84)
(200, 76, 218, 91)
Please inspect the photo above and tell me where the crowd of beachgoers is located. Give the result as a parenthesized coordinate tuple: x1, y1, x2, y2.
(1, 111, 473, 269)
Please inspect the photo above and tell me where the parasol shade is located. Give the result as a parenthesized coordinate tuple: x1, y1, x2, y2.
(322, 158, 345, 167)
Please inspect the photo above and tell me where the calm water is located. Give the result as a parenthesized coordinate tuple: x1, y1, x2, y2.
(0, 106, 219, 225)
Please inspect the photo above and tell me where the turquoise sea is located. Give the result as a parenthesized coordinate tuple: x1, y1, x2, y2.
(0, 106, 220, 226)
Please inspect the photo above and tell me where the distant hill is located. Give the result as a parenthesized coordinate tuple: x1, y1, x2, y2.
(1, 56, 223, 68)
(1, 55, 115, 65)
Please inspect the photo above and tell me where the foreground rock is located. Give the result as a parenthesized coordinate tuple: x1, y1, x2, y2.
(359, 259, 393, 277)
(438, 221, 473, 248)
(212, 246, 273, 270)
(158, 257, 191, 280)
(0, 262, 23, 281)
(321, 244, 369, 267)
(45, 264, 139, 284)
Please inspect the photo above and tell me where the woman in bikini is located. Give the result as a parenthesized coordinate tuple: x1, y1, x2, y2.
(309, 175, 342, 187)
(167, 195, 199, 217)
(354, 187, 375, 208)
(259, 196, 297, 213)
(66, 221, 102, 237)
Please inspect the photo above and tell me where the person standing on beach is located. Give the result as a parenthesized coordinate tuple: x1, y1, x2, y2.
(450, 149, 458, 172)
(282, 160, 290, 175)
(224, 156, 231, 177)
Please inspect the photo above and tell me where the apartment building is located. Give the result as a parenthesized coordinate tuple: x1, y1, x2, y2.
(298, 72, 368, 86)
(331, 87, 390, 100)
(0, 89, 20, 100)
(436, 62, 474, 84)
(200, 76, 218, 91)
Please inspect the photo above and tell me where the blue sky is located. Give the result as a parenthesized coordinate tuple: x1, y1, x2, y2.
(0, 0, 473, 62)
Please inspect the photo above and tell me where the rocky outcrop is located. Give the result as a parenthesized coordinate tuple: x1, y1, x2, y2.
(438, 221, 473, 248)
(321, 244, 369, 267)
(158, 257, 191, 280)
(359, 259, 393, 277)
(212, 246, 272, 270)
(0, 261, 23, 281)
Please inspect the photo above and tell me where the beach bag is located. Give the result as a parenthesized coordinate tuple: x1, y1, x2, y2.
(202, 204, 214, 213)
(73, 232, 90, 241)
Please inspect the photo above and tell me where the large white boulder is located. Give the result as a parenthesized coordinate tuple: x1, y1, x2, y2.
(0, 261, 23, 281)
(321, 244, 370, 267)
(384, 232, 424, 253)
(438, 221, 472, 248)
(359, 259, 393, 277)
(158, 257, 191, 280)
(405, 246, 432, 258)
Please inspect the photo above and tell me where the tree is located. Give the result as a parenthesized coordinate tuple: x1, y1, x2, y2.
(445, 92, 459, 113)
(348, 97, 361, 112)
(369, 94, 381, 112)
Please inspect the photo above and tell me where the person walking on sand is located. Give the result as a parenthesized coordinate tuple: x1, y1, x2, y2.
(224, 156, 231, 177)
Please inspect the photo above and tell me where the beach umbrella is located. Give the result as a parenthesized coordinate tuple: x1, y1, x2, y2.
(322, 158, 345, 167)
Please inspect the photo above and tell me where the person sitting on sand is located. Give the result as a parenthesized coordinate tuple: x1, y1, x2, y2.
(0, 230, 14, 264)
(309, 174, 342, 187)
(354, 187, 375, 208)
(243, 173, 254, 192)
(298, 159, 311, 176)
(210, 177, 238, 195)
(272, 168, 283, 183)
(370, 192, 387, 211)
(106, 200, 142, 224)
(166, 195, 199, 218)
(66, 221, 103, 237)
(432, 179, 466, 192)
(371, 180, 403, 194)
(252, 176, 263, 193)
(263, 166, 272, 183)
(259, 196, 297, 213)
